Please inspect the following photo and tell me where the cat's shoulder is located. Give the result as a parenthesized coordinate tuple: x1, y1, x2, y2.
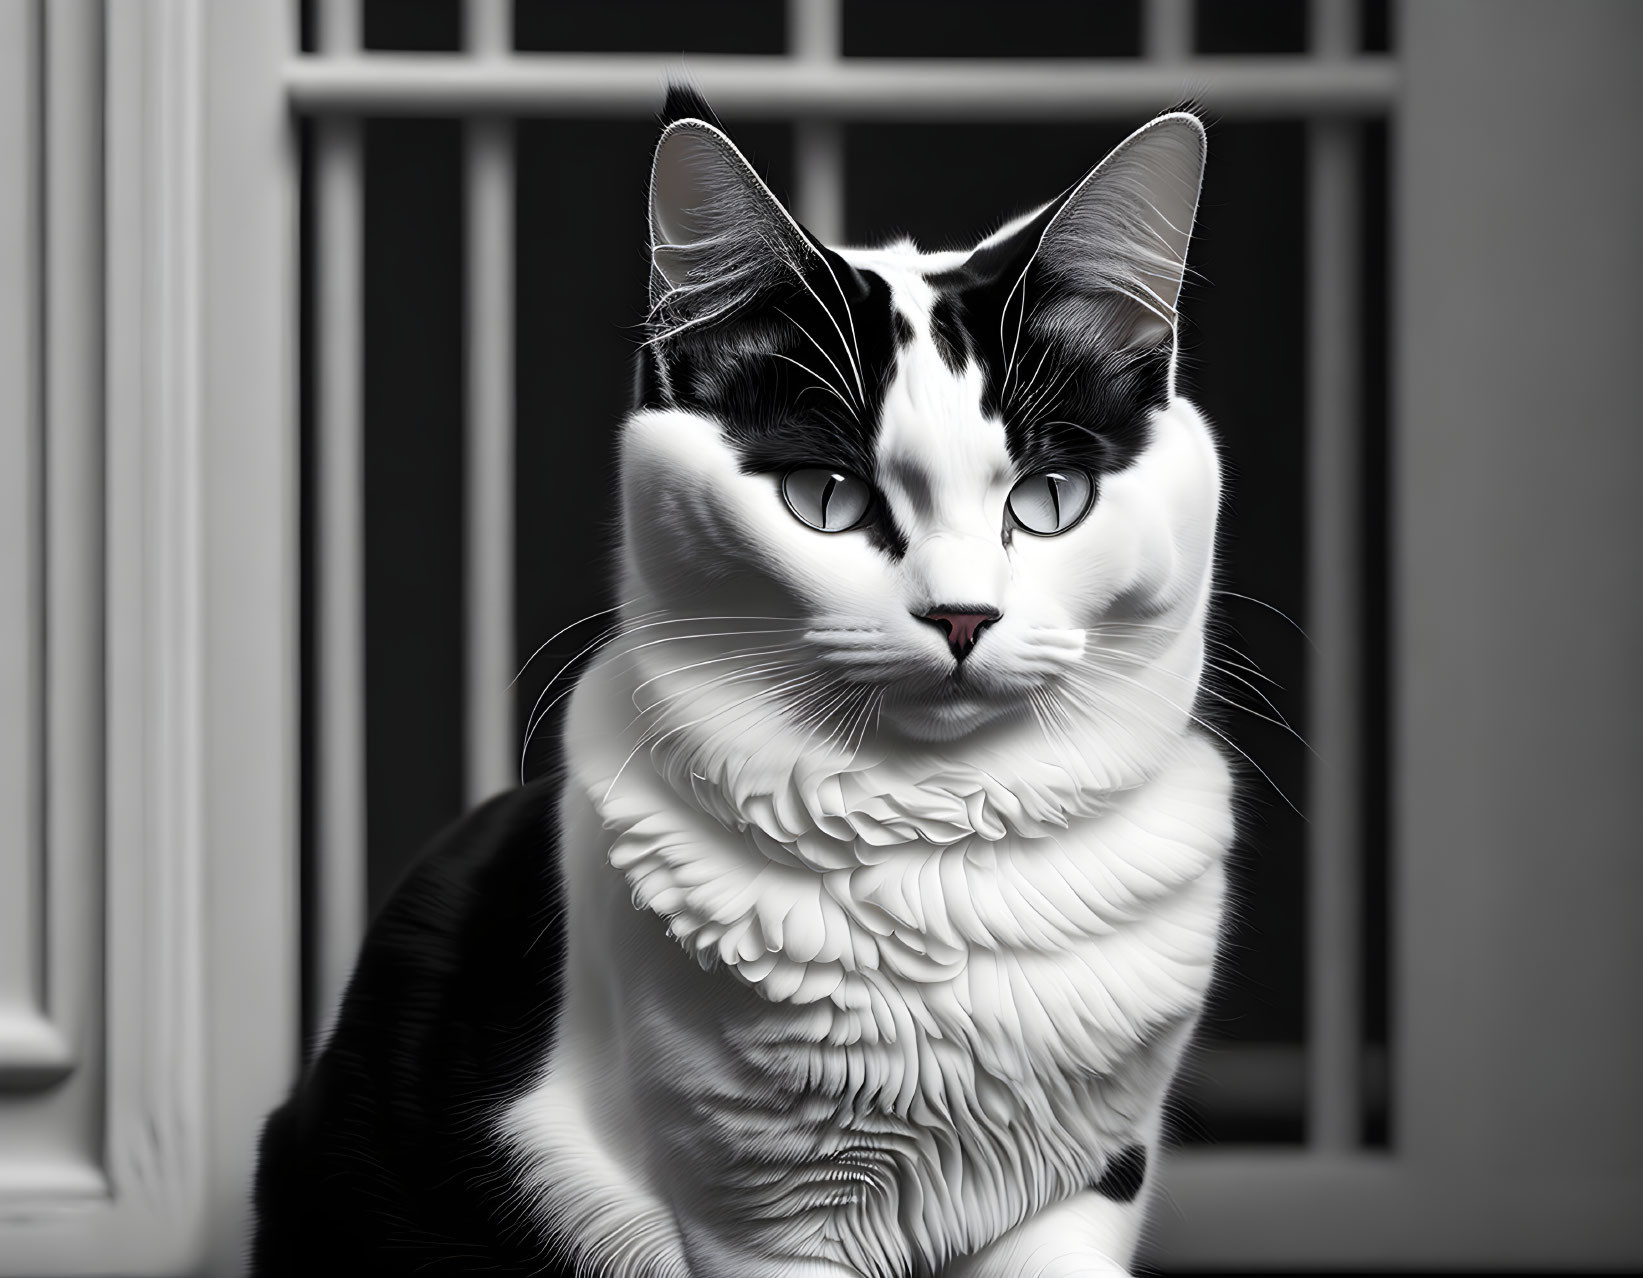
(309, 777, 568, 1099)
(251, 780, 570, 1273)
(359, 779, 563, 968)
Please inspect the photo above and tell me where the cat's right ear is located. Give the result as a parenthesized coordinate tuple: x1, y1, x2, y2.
(647, 112, 815, 339)
(1032, 112, 1207, 353)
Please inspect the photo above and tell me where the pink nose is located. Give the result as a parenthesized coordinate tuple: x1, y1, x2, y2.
(917, 608, 1001, 661)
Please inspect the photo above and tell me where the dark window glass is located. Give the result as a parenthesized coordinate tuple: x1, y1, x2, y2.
(843, 0, 1141, 58)
(844, 120, 1132, 247)
(1194, 0, 1307, 54)
(362, 119, 468, 915)
(1363, 0, 1393, 52)
(514, 0, 786, 54)
(363, 0, 461, 51)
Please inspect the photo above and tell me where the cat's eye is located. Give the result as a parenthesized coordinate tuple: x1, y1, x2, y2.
(781, 468, 872, 533)
(1006, 469, 1094, 536)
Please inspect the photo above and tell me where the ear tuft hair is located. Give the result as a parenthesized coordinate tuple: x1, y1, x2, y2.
(661, 81, 720, 130)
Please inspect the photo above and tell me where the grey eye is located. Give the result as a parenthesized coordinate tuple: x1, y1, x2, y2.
(781, 468, 872, 533)
(1006, 469, 1094, 536)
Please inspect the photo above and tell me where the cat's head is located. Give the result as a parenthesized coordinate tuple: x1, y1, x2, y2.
(616, 88, 1219, 749)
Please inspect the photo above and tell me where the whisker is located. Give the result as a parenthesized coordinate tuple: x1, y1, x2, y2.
(1027, 688, 1071, 767)
(1212, 590, 1316, 650)
(1011, 341, 1056, 418)
(765, 350, 855, 417)
(1204, 650, 1283, 689)
(517, 612, 805, 782)
(841, 685, 883, 767)
(1088, 639, 1305, 746)
(784, 269, 867, 409)
(1078, 628, 1293, 748)
(525, 619, 787, 748)
(511, 599, 639, 689)
(604, 670, 827, 803)
(776, 304, 861, 417)
(1081, 621, 1280, 689)
(1203, 659, 1299, 729)
(1070, 660, 1304, 819)
(770, 679, 858, 762)
(806, 243, 869, 408)
(613, 624, 808, 662)
(627, 660, 815, 740)
(804, 673, 870, 741)
(519, 609, 664, 732)
(1013, 360, 1079, 431)
(1000, 269, 1032, 408)
(628, 643, 804, 702)
(1195, 685, 1317, 758)
(518, 611, 671, 782)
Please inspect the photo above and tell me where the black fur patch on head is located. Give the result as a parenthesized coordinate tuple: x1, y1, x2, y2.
(928, 294, 969, 373)
(654, 251, 911, 559)
(925, 208, 1167, 485)
(1091, 1143, 1148, 1203)
(645, 90, 914, 556)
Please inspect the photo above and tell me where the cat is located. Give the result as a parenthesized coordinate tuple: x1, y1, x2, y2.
(252, 86, 1232, 1278)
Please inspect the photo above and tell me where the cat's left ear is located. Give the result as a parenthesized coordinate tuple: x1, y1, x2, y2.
(647, 97, 827, 338)
(1031, 112, 1206, 352)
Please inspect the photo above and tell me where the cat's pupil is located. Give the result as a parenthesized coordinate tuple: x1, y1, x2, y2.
(820, 474, 839, 526)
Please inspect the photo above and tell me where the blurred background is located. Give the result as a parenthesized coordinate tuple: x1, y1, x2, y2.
(2, 0, 1639, 1273)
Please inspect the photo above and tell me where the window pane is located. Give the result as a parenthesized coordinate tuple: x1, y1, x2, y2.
(843, 0, 1141, 58)
(362, 119, 468, 914)
(513, 0, 786, 54)
(1362, 0, 1393, 53)
(363, 0, 461, 52)
(1194, 0, 1307, 54)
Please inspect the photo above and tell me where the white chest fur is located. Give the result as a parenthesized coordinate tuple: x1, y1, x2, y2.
(503, 657, 1232, 1278)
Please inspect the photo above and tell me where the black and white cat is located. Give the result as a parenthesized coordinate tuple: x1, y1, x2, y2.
(253, 88, 1232, 1277)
